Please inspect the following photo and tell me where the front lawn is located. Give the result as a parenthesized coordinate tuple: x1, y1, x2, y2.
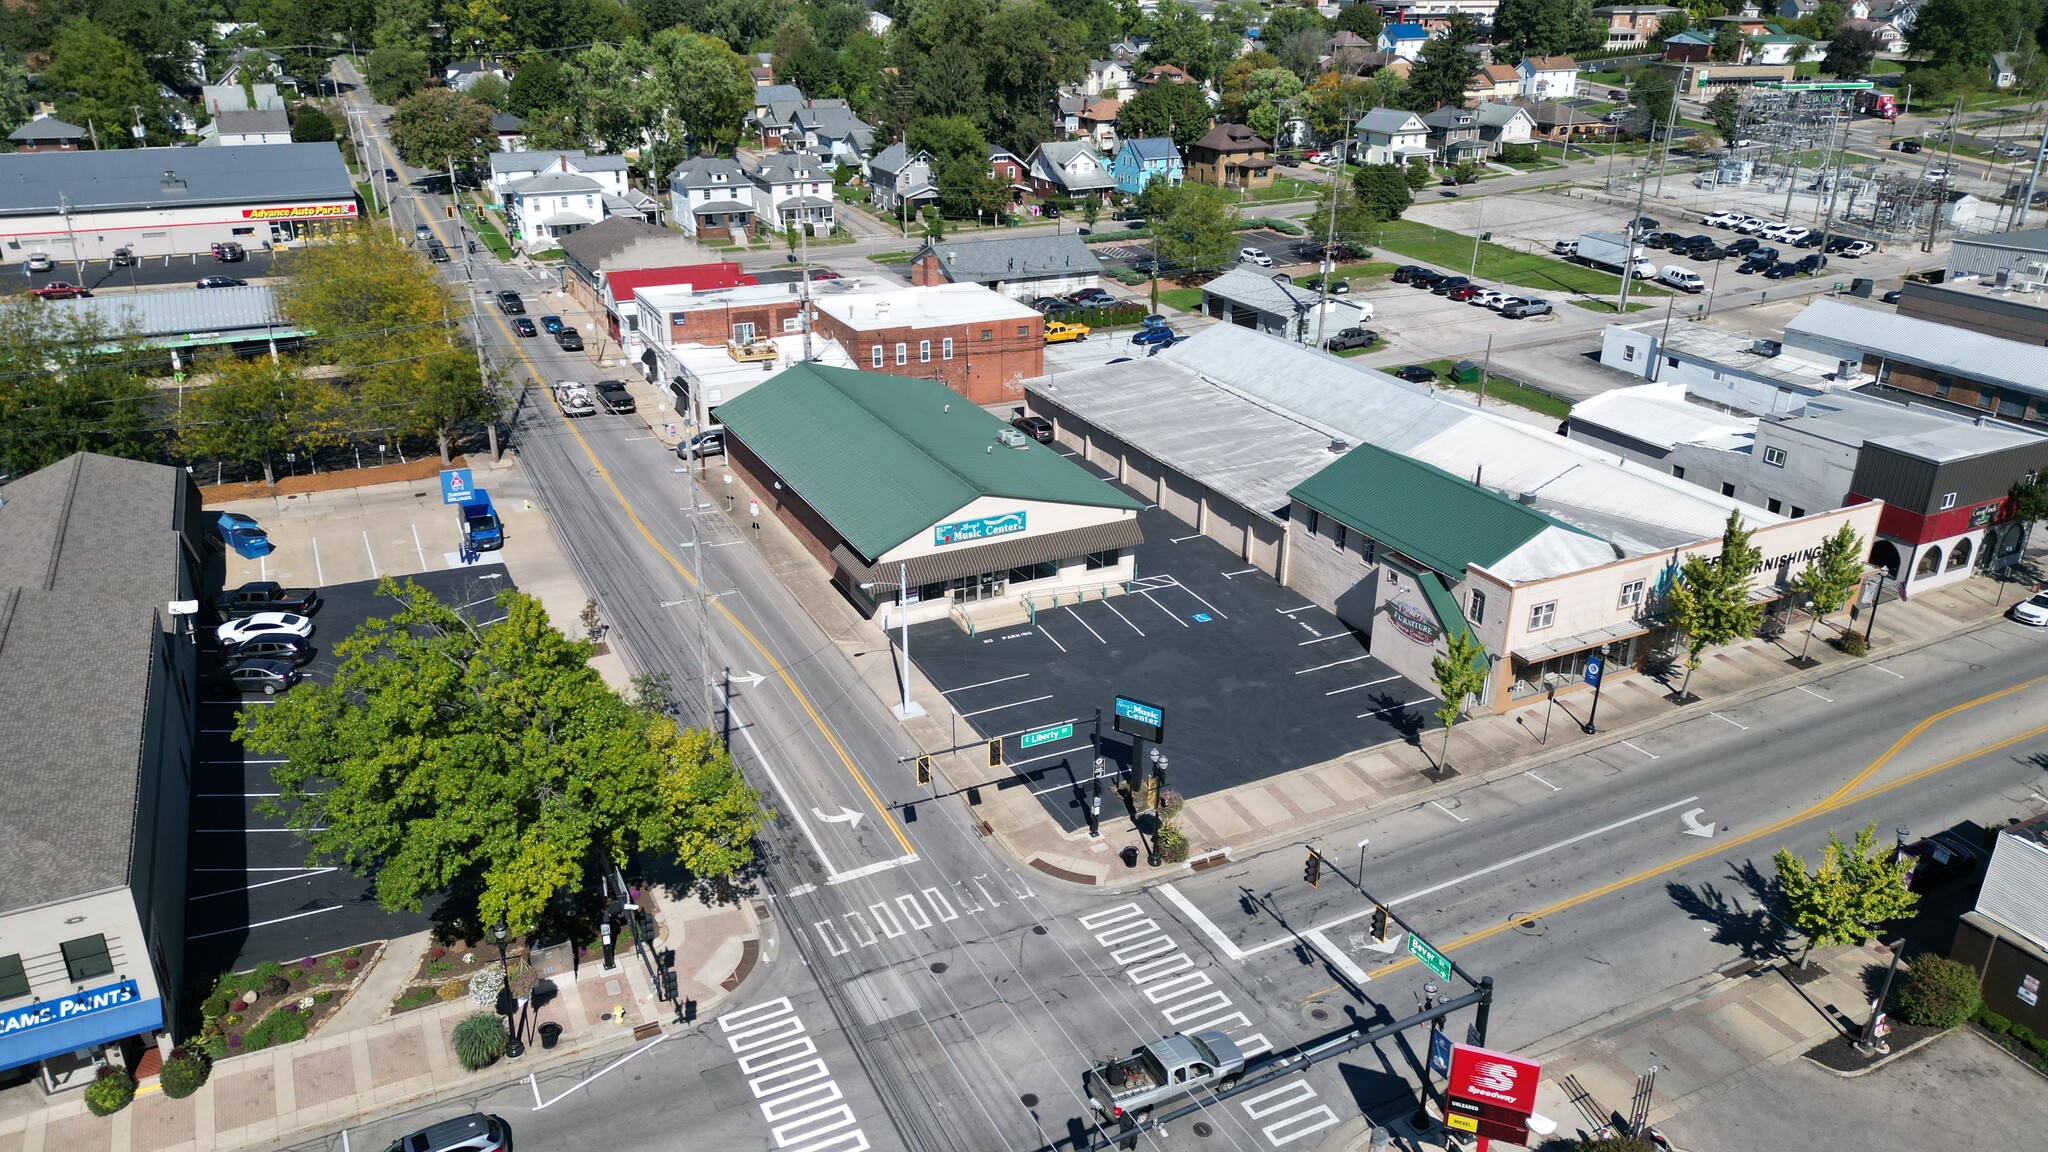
(1368, 219, 1670, 298)
(1155, 286, 1205, 311)
(868, 249, 916, 263)
(1236, 176, 1327, 204)
(1397, 358, 1573, 419)
(1570, 299, 1654, 314)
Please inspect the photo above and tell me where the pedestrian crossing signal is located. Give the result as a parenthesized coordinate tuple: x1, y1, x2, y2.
(1304, 850, 1322, 888)
(916, 755, 932, 786)
(987, 738, 1002, 768)
(1372, 905, 1389, 942)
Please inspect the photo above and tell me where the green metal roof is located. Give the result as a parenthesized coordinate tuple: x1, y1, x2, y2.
(1414, 570, 1474, 648)
(714, 362, 1142, 559)
(1287, 440, 1589, 579)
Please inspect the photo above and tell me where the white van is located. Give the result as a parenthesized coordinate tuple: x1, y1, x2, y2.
(1657, 266, 1704, 293)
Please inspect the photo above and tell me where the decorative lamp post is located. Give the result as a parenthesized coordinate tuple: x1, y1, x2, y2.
(492, 922, 524, 1058)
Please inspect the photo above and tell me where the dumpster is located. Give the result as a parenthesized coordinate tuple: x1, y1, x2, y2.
(1451, 359, 1482, 386)
(1850, 277, 1874, 298)
(539, 1022, 562, 1050)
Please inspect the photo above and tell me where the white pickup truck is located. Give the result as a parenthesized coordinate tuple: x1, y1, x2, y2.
(1085, 1031, 1246, 1123)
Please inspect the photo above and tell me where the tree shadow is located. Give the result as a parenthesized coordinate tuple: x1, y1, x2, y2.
(1664, 861, 1793, 963)
(1361, 690, 1430, 747)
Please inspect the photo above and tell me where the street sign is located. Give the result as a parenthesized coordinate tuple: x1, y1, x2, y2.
(439, 467, 476, 504)
(1410, 934, 1453, 981)
(1020, 722, 1073, 749)
(1428, 1028, 1453, 1078)
(1583, 655, 1603, 688)
(1112, 695, 1165, 743)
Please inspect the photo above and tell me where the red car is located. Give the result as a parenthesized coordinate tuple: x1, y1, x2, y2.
(1445, 284, 1485, 301)
(29, 281, 92, 300)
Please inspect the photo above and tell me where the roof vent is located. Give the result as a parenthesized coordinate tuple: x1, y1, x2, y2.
(1518, 491, 1539, 505)
(997, 428, 1029, 448)
(1329, 438, 1350, 454)
(160, 170, 186, 193)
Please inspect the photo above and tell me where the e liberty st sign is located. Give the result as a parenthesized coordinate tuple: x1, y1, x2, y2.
(934, 511, 1027, 547)
(0, 980, 140, 1039)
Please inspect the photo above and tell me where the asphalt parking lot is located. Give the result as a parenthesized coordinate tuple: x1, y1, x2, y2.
(907, 459, 1438, 833)
(8, 249, 277, 295)
(185, 565, 520, 978)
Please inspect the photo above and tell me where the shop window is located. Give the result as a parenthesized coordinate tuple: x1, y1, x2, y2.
(895, 343, 907, 365)
(1084, 549, 1119, 570)
(1618, 580, 1644, 608)
(1007, 561, 1058, 583)
(1940, 492, 1957, 510)
(920, 340, 932, 363)
(1334, 524, 1347, 551)
(1469, 588, 1486, 623)
(231, 226, 256, 237)
(1305, 508, 1320, 535)
(943, 338, 954, 360)
(0, 954, 26, 1000)
(1763, 446, 1785, 467)
(61, 934, 113, 982)
(1529, 601, 1556, 630)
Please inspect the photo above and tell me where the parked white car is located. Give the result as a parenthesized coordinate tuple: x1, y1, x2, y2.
(1657, 266, 1704, 293)
(1473, 289, 1508, 309)
(1703, 211, 1738, 228)
(1552, 239, 1579, 256)
(1239, 247, 1273, 267)
(218, 613, 315, 645)
(2012, 591, 2048, 626)
(1841, 240, 1875, 257)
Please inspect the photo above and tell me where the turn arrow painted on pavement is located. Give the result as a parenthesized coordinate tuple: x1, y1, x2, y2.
(1680, 808, 1717, 839)
(814, 806, 863, 830)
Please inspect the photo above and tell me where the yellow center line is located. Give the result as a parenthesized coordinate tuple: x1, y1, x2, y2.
(1302, 679, 2048, 995)
(360, 80, 921, 856)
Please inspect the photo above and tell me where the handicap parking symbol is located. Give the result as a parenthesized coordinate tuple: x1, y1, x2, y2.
(1191, 613, 1212, 623)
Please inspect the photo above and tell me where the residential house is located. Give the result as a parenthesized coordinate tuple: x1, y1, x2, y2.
(1992, 51, 2020, 90)
(908, 234, 1103, 301)
(749, 64, 774, 85)
(1057, 94, 1089, 139)
(205, 109, 291, 147)
(988, 146, 1030, 203)
(809, 284, 1046, 405)
(1324, 30, 1373, 56)
(1185, 123, 1276, 190)
(1198, 266, 1368, 342)
(1465, 63, 1523, 105)
(491, 113, 527, 152)
(1515, 100, 1613, 142)
(1110, 36, 1153, 60)
(502, 171, 609, 250)
(1750, 34, 1827, 64)
(6, 115, 86, 152)
(748, 84, 807, 150)
(444, 60, 505, 93)
(1085, 59, 1136, 99)
(1357, 108, 1433, 167)
(1474, 102, 1537, 153)
(1779, 0, 1871, 17)
(669, 155, 758, 239)
(1378, 24, 1431, 61)
(1026, 141, 1117, 200)
(1662, 30, 1716, 61)
(1591, 5, 1678, 46)
(1349, 51, 1414, 80)
(488, 151, 630, 203)
(789, 100, 875, 166)
(1518, 56, 1579, 100)
(1109, 137, 1185, 195)
(200, 83, 284, 115)
(867, 142, 938, 216)
(751, 153, 837, 232)
(1841, 18, 1904, 50)
(1420, 107, 1486, 165)
(1138, 64, 1192, 87)
(1080, 98, 1123, 151)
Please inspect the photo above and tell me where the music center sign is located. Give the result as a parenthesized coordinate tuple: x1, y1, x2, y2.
(1444, 1043, 1540, 1143)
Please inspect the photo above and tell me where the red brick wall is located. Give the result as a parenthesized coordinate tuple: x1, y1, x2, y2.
(664, 298, 805, 345)
(727, 436, 846, 571)
(812, 313, 1045, 405)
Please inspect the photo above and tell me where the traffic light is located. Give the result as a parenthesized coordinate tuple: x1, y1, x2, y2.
(444, 205, 455, 218)
(915, 754, 932, 786)
(1372, 905, 1389, 942)
(1304, 850, 1322, 888)
(987, 738, 1002, 768)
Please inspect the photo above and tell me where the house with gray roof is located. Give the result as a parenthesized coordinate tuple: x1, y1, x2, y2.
(908, 234, 1104, 301)
(6, 114, 87, 152)
(749, 85, 809, 150)
(789, 99, 875, 165)
(1473, 102, 1537, 152)
(1026, 140, 1116, 200)
(0, 452, 205, 1088)
(1199, 266, 1370, 343)
(669, 154, 758, 238)
(204, 107, 292, 146)
(1357, 108, 1433, 166)
(1420, 107, 1485, 163)
(866, 142, 937, 215)
(490, 112, 527, 151)
(1110, 137, 1183, 195)
(486, 150, 629, 201)
(502, 170, 608, 249)
(748, 153, 836, 232)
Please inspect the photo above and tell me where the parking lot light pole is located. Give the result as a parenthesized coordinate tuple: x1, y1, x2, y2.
(860, 562, 923, 720)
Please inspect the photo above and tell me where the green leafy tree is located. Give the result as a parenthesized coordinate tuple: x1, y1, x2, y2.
(938, 154, 1010, 220)
(504, 54, 572, 118)
(1709, 26, 1748, 62)
(388, 87, 494, 172)
(1141, 0, 1222, 81)
(1151, 183, 1241, 274)
(0, 298, 158, 474)
(1401, 14, 1479, 113)
(465, 73, 510, 111)
(449, 0, 514, 57)
(41, 20, 166, 146)
(1705, 88, 1744, 148)
(1494, 0, 1603, 57)
(0, 60, 34, 139)
(1115, 80, 1214, 153)
(365, 43, 429, 105)
(1239, 67, 1303, 145)
(982, 0, 1084, 157)
(175, 354, 343, 485)
(647, 28, 755, 156)
(1352, 162, 1414, 223)
(1791, 523, 1866, 619)
(1773, 823, 1918, 966)
(240, 580, 771, 935)
(1403, 157, 1433, 191)
(907, 115, 989, 169)
(1908, 0, 2039, 72)
(564, 40, 651, 154)
(1629, 71, 1677, 139)
(1430, 624, 1490, 774)
(1820, 25, 1881, 77)
(1332, 3, 1383, 39)
(1662, 510, 1765, 700)
(1893, 956, 1981, 1028)
(1653, 8, 1692, 42)
(290, 105, 338, 144)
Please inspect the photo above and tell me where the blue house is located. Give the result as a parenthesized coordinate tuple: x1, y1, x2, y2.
(1110, 137, 1184, 196)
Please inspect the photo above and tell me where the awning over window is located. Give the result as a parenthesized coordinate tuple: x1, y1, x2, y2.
(1513, 621, 1650, 664)
(832, 518, 1143, 588)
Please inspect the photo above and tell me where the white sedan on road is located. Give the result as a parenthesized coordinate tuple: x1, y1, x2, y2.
(2011, 592, 2048, 627)
(217, 612, 315, 645)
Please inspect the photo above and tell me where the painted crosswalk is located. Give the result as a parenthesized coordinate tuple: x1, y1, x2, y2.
(1078, 903, 1340, 1148)
(717, 997, 869, 1152)
(799, 874, 1027, 957)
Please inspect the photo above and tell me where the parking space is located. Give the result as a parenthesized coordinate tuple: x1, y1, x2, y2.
(185, 566, 519, 977)
(212, 478, 527, 589)
(908, 461, 1437, 832)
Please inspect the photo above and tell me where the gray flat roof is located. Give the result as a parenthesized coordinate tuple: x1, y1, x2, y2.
(1786, 297, 2048, 398)
(1765, 391, 2038, 453)
(0, 143, 355, 216)
(47, 284, 292, 340)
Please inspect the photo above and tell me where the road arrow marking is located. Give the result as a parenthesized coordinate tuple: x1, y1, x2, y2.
(1357, 932, 1405, 955)
(730, 671, 766, 688)
(1681, 808, 1716, 838)
(814, 806, 863, 830)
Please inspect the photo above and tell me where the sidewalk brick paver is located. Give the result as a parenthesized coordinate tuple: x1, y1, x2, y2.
(131, 1092, 195, 1152)
(370, 1025, 429, 1086)
(211, 1068, 276, 1131)
(291, 1049, 355, 1109)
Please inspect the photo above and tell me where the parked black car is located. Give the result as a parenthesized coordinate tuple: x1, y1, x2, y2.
(1629, 215, 1661, 231)
(1737, 256, 1773, 274)
(214, 581, 319, 618)
(1429, 275, 1472, 295)
(1011, 414, 1054, 442)
(513, 317, 537, 337)
(498, 291, 525, 314)
(1393, 364, 1440, 383)
(1794, 253, 1827, 273)
(1764, 261, 1800, 279)
(596, 380, 636, 413)
(214, 659, 301, 695)
(1725, 237, 1761, 256)
(1392, 264, 1432, 284)
(556, 327, 585, 351)
(221, 635, 315, 665)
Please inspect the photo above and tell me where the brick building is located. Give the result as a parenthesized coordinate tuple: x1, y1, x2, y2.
(809, 284, 1044, 405)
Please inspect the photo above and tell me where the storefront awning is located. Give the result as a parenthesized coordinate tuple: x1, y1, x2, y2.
(833, 517, 1144, 588)
(0, 996, 163, 1069)
(1513, 620, 1650, 664)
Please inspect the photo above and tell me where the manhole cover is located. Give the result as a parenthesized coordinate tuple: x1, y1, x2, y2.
(1509, 912, 1545, 936)
(1032, 925, 1047, 935)
(1021, 1094, 1039, 1108)
(1193, 1122, 1214, 1137)
(930, 962, 949, 974)
(1309, 1006, 1331, 1022)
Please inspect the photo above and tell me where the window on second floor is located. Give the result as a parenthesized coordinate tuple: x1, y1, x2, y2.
(1529, 602, 1556, 630)
(0, 954, 28, 1000)
(942, 338, 955, 360)
(872, 345, 883, 368)
(1619, 580, 1645, 608)
(895, 342, 907, 365)
(920, 340, 932, 363)
(1763, 446, 1786, 467)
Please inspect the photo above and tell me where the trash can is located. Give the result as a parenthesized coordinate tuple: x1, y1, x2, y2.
(1850, 277, 1874, 298)
(1120, 846, 1139, 868)
(538, 1022, 562, 1050)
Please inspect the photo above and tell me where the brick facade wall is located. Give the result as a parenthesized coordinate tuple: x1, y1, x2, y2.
(811, 313, 1045, 406)
(726, 436, 846, 572)
(664, 297, 806, 345)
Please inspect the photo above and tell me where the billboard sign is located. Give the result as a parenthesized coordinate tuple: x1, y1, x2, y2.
(1445, 1044, 1541, 1143)
(1112, 696, 1164, 743)
(440, 468, 477, 504)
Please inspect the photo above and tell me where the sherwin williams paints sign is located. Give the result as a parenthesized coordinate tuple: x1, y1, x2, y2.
(0, 980, 139, 1037)
(934, 511, 1026, 547)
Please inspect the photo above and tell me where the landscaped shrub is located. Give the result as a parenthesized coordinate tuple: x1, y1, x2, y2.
(437, 978, 468, 1001)
(260, 974, 291, 997)
(83, 1066, 136, 1117)
(343, 958, 360, 970)
(1836, 630, 1868, 657)
(315, 990, 334, 1003)
(243, 1005, 310, 1051)
(452, 1012, 508, 1071)
(1156, 822, 1190, 863)
(1894, 955, 1980, 1028)
(157, 1049, 210, 1099)
(201, 992, 231, 1021)
(468, 966, 506, 1007)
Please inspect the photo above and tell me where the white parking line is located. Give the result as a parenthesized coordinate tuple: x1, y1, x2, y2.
(1221, 568, 1260, 579)
(1523, 770, 1561, 791)
(1796, 685, 1832, 702)
(188, 869, 338, 899)
(311, 536, 325, 585)
(1431, 801, 1468, 823)
(187, 905, 342, 940)
(1099, 597, 1145, 636)
(1276, 605, 1317, 616)
(1139, 587, 1191, 626)
(362, 530, 380, 578)
(941, 673, 1031, 694)
(1297, 632, 1352, 645)
(1621, 739, 1659, 759)
(1171, 533, 1203, 543)
(411, 522, 428, 570)
(1063, 604, 1106, 643)
(1872, 664, 1905, 679)
(1037, 623, 1067, 652)
(960, 694, 1054, 718)
(1176, 582, 1228, 620)
(1711, 711, 1749, 730)
(1296, 655, 1372, 675)
(1357, 696, 1436, 719)
(1325, 674, 1402, 697)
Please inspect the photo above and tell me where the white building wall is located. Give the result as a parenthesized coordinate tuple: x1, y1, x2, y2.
(0, 198, 358, 260)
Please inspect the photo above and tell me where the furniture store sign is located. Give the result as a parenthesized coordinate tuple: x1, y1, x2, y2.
(934, 511, 1026, 547)
(0, 980, 139, 1038)
(1383, 598, 1442, 645)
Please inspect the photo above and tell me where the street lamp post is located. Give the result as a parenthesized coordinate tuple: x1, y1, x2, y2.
(1356, 837, 1370, 887)
(1794, 597, 1819, 667)
(1858, 937, 1908, 1054)
(492, 922, 524, 1059)
(859, 562, 923, 720)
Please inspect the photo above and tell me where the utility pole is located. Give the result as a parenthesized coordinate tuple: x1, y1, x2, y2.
(1314, 106, 1358, 350)
(1652, 84, 1681, 198)
(2014, 117, 2048, 230)
(1923, 96, 1963, 253)
(1815, 98, 1850, 256)
(799, 222, 814, 361)
(1616, 147, 1654, 316)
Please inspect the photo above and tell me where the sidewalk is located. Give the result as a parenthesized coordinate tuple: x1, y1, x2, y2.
(710, 444, 2032, 888)
(0, 897, 757, 1152)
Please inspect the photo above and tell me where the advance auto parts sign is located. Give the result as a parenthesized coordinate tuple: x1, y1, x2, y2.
(242, 203, 358, 220)
(1444, 1043, 1540, 1142)
(1382, 597, 1442, 645)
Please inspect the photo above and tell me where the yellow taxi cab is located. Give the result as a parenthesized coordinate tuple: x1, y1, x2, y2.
(1044, 320, 1091, 343)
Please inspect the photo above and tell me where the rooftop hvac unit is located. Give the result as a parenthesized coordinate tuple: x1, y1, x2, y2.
(1517, 491, 1539, 505)
(996, 428, 1029, 448)
(1836, 359, 1860, 380)
(1328, 438, 1350, 454)
(1751, 339, 1783, 358)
